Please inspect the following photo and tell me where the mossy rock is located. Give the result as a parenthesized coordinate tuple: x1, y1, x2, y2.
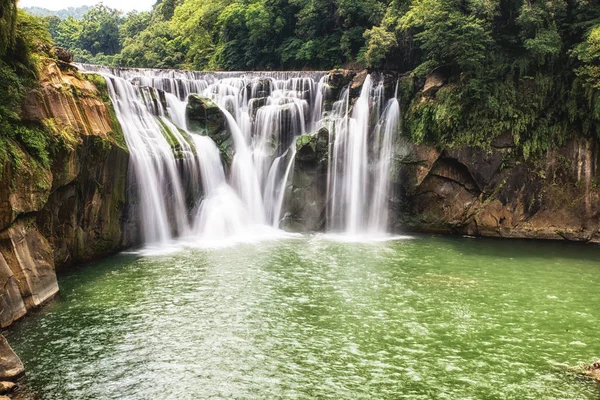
(185, 94, 232, 165)
(186, 95, 228, 143)
(249, 97, 267, 120)
(326, 69, 356, 101)
(296, 127, 329, 164)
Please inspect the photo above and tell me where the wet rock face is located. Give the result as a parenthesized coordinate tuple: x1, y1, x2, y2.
(249, 97, 267, 120)
(284, 128, 330, 232)
(185, 94, 232, 164)
(0, 59, 134, 338)
(36, 135, 131, 268)
(325, 69, 356, 107)
(295, 127, 329, 164)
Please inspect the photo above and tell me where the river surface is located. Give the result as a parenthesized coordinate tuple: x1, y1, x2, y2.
(6, 235, 600, 399)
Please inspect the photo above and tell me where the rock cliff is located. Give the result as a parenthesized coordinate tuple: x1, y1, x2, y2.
(394, 135, 600, 242)
(0, 59, 134, 335)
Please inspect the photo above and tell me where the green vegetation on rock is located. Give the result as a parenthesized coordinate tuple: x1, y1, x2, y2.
(0, 4, 54, 178)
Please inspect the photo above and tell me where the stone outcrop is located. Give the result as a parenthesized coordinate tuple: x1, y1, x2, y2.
(0, 336, 24, 381)
(186, 94, 232, 164)
(284, 128, 329, 232)
(422, 68, 448, 97)
(0, 58, 134, 377)
(54, 47, 73, 64)
(0, 218, 58, 311)
(0, 381, 16, 394)
(392, 136, 600, 242)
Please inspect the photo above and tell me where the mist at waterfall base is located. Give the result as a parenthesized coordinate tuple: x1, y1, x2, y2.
(81, 65, 404, 249)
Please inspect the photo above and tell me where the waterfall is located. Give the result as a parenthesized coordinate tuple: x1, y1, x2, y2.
(326, 75, 400, 236)
(189, 135, 249, 239)
(78, 64, 399, 244)
(102, 74, 192, 244)
(369, 98, 400, 233)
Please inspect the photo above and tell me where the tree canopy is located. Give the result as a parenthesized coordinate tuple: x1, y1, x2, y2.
(11, 0, 600, 156)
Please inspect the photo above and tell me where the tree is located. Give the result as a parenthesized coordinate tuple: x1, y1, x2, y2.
(55, 16, 82, 50)
(78, 5, 122, 55)
(120, 11, 151, 42)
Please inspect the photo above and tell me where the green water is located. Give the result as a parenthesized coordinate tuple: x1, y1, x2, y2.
(6, 235, 600, 399)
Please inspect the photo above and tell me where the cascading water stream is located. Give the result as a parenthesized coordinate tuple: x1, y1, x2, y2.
(78, 64, 400, 244)
(102, 73, 192, 244)
(369, 97, 400, 233)
(326, 75, 400, 236)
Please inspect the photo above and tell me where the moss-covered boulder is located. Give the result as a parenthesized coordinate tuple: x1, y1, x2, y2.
(295, 127, 329, 164)
(185, 94, 232, 164)
(186, 95, 225, 136)
(283, 128, 330, 232)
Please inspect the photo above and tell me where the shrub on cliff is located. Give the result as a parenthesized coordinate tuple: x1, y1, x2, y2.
(0, 4, 54, 175)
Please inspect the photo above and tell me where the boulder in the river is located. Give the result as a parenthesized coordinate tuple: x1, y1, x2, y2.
(583, 360, 600, 381)
(0, 336, 24, 381)
(0, 381, 16, 394)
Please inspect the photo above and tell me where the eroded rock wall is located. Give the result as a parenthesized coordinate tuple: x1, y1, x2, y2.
(0, 59, 134, 335)
(394, 135, 600, 242)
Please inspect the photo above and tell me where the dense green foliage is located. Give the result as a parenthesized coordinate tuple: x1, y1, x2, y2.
(386, 0, 600, 155)
(9, 0, 600, 156)
(0, 1, 54, 175)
